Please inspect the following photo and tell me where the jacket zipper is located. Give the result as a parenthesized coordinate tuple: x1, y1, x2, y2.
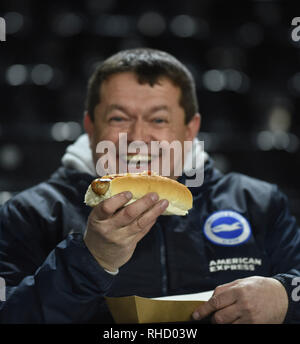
(157, 223, 168, 296)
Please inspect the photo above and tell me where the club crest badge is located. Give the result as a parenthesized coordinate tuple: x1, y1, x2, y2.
(203, 210, 252, 246)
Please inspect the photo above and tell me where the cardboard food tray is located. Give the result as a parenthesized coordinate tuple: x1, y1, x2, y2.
(105, 290, 213, 324)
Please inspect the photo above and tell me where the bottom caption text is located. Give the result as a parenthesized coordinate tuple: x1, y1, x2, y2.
(102, 327, 198, 341)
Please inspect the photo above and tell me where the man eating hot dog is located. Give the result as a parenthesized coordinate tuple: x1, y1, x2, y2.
(0, 48, 299, 324)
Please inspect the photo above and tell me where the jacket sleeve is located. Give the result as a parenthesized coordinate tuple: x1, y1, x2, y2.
(265, 186, 300, 324)
(0, 198, 115, 323)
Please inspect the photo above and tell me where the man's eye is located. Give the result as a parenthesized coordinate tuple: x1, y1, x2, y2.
(109, 116, 125, 122)
(152, 118, 166, 124)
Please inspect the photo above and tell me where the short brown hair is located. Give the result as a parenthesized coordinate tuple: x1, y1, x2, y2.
(85, 48, 198, 123)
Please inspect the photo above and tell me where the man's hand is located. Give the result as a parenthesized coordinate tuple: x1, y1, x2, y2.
(83, 191, 168, 272)
(192, 276, 288, 324)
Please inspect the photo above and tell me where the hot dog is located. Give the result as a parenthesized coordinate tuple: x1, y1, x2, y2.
(84, 172, 193, 216)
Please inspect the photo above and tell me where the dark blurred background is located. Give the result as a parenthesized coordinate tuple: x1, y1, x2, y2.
(1, 0, 300, 220)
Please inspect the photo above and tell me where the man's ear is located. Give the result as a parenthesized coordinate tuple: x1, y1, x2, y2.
(84, 111, 94, 140)
(83, 111, 95, 149)
(185, 113, 201, 141)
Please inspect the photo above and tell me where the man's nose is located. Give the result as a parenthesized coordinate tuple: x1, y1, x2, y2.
(127, 120, 150, 142)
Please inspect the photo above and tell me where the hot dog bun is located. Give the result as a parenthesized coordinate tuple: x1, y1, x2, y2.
(84, 172, 193, 216)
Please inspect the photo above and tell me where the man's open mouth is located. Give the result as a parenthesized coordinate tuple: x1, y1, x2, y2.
(125, 154, 152, 163)
(118, 154, 162, 170)
(119, 154, 161, 162)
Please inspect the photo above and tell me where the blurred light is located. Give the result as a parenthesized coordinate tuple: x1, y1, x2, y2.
(4, 12, 24, 34)
(0, 192, 13, 205)
(257, 131, 299, 152)
(53, 13, 83, 36)
(224, 69, 242, 91)
(268, 105, 291, 132)
(202, 69, 226, 92)
(223, 68, 249, 92)
(95, 15, 131, 37)
(273, 131, 290, 150)
(202, 68, 249, 93)
(137, 12, 166, 37)
(51, 122, 82, 141)
(257, 131, 274, 151)
(6, 64, 28, 86)
(237, 22, 264, 47)
(31, 64, 54, 85)
(170, 15, 197, 38)
(0, 145, 22, 170)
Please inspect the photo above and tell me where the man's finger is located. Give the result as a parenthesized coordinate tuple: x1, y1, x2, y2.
(211, 303, 240, 324)
(192, 295, 219, 321)
(110, 192, 160, 228)
(93, 191, 133, 220)
(192, 287, 237, 321)
(126, 199, 169, 238)
(136, 199, 169, 229)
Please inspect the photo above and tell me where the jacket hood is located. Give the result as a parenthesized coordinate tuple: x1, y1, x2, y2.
(61, 134, 96, 176)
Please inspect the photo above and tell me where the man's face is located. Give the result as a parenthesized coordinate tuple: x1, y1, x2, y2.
(85, 72, 200, 178)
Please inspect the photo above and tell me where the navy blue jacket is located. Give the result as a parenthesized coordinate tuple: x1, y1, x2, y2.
(1, 159, 300, 323)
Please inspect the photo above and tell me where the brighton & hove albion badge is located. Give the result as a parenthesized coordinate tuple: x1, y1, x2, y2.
(203, 210, 252, 246)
